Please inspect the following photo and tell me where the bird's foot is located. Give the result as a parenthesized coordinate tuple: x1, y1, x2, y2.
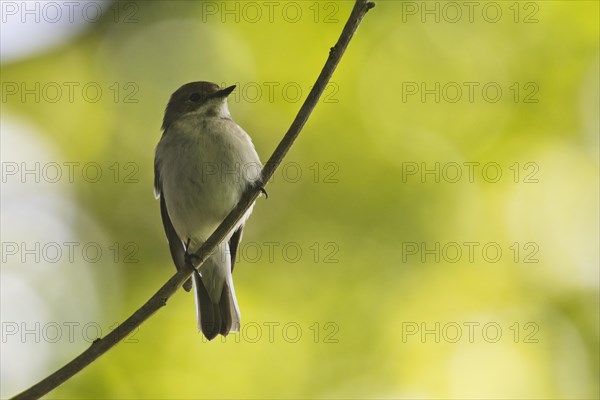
(252, 179, 268, 199)
(184, 238, 201, 273)
(259, 187, 268, 199)
(184, 251, 201, 270)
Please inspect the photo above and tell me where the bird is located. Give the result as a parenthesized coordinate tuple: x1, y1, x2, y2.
(154, 81, 262, 340)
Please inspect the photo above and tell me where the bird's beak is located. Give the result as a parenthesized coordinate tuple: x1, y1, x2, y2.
(212, 85, 236, 98)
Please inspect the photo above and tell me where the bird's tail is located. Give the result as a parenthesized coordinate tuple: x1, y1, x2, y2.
(192, 272, 240, 340)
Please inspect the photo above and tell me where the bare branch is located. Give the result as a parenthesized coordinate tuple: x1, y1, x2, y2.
(10, 1, 375, 398)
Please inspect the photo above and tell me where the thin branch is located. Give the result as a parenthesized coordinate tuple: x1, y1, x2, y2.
(11, 1, 375, 398)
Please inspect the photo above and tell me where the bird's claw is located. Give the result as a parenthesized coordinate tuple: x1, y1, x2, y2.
(184, 251, 201, 270)
(252, 179, 268, 199)
(259, 187, 268, 199)
(184, 237, 200, 273)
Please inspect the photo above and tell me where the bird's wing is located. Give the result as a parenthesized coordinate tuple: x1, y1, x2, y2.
(153, 159, 161, 199)
(155, 159, 192, 291)
(229, 225, 244, 272)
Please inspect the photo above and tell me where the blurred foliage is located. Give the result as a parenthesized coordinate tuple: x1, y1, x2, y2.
(1, 0, 598, 399)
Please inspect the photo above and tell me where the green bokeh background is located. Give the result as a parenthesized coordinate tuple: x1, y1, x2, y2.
(1, 1, 598, 398)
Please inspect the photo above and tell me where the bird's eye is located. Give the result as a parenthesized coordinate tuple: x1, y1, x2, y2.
(189, 93, 201, 102)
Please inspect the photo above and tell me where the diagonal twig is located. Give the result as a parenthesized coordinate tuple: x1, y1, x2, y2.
(10, 1, 375, 398)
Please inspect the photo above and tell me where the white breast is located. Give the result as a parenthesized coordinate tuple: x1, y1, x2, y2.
(156, 114, 261, 250)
